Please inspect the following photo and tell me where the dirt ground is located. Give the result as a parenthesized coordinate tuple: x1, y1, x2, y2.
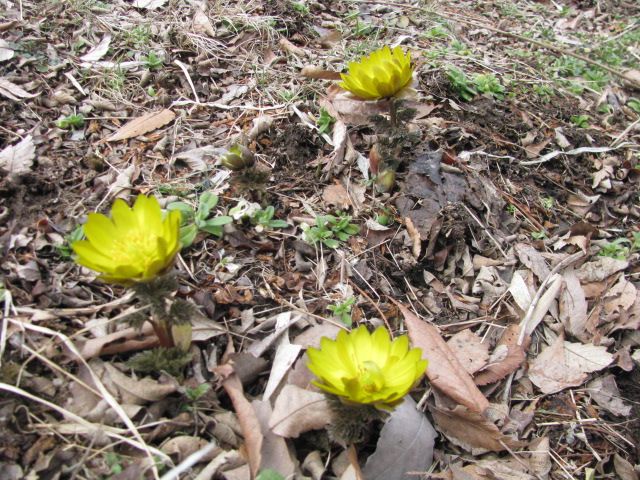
(1, 0, 639, 479)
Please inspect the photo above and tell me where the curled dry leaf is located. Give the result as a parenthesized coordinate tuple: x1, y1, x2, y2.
(430, 404, 526, 453)
(586, 374, 632, 417)
(105, 109, 176, 142)
(395, 301, 489, 413)
(362, 397, 436, 480)
(300, 65, 342, 80)
(0, 78, 37, 101)
(323, 183, 353, 210)
(269, 384, 331, 438)
(475, 324, 529, 386)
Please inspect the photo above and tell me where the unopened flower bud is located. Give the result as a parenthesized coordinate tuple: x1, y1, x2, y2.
(375, 169, 396, 193)
(220, 145, 255, 171)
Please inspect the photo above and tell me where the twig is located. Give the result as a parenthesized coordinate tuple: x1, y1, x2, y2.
(461, 203, 507, 258)
(174, 60, 200, 104)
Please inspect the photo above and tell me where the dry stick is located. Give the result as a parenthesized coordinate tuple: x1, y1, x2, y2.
(352, 0, 640, 89)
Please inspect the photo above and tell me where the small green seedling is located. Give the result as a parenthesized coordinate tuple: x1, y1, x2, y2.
(251, 206, 289, 232)
(290, 1, 309, 15)
(570, 114, 590, 128)
(167, 192, 232, 247)
(328, 297, 356, 327)
(104, 452, 124, 476)
(531, 230, 547, 240)
(447, 67, 477, 101)
(256, 470, 285, 480)
(56, 114, 85, 129)
(303, 213, 360, 249)
(631, 231, 640, 251)
(144, 52, 163, 70)
(628, 98, 640, 115)
(474, 73, 505, 99)
(598, 238, 631, 260)
(185, 383, 210, 402)
(317, 108, 335, 134)
(506, 204, 517, 215)
(541, 196, 554, 210)
(57, 225, 84, 259)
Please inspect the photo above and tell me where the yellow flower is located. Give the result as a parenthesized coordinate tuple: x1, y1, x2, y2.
(339, 46, 413, 100)
(307, 326, 427, 409)
(72, 195, 181, 283)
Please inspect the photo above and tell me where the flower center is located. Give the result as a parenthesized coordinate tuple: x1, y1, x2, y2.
(359, 360, 385, 393)
(111, 232, 157, 267)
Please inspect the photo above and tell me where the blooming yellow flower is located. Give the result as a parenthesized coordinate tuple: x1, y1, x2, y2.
(72, 195, 181, 283)
(307, 326, 427, 409)
(339, 46, 413, 100)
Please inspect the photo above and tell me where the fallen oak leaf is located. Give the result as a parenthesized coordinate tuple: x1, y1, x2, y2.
(105, 109, 175, 142)
(394, 300, 489, 413)
(269, 384, 331, 438)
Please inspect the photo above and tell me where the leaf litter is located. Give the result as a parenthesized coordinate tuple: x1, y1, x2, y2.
(1, 0, 640, 478)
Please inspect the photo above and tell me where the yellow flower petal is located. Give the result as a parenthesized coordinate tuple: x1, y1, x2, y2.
(307, 326, 427, 410)
(339, 46, 413, 100)
(72, 195, 182, 284)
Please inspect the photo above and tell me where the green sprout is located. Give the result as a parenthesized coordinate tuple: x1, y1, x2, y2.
(328, 297, 356, 327)
(447, 67, 477, 101)
(303, 213, 360, 249)
(541, 196, 554, 210)
(57, 225, 85, 259)
(628, 98, 640, 115)
(167, 192, 232, 247)
(531, 230, 547, 240)
(256, 470, 285, 480)
(598, 238, 631, 260)
(251, 206, 289, 232)
(144, 52, 163, 70)
(570, 114, 590, 128)
(474, 73, 505, 99)
(317, 108, 335, 134)
(56, 114, 85, 130)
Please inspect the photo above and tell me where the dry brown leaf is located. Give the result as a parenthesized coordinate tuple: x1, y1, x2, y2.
(614, 454, 639, 480)
(279, 38, 306, 57)
(323, 183, 352, 210)
(218, 373, 262, 478)
(0, 77, 37, 101)
(80, 34, 111, 62)
(300, 65, 342, 80)
(105, 109, 175, 142)
(576, 257, 628, 282)
(430, 404, 525, 453)
(475, 324, 529, 386)
(514, 243, 551, 280)
(447, 329, 490, 375)
(396, 301, 489, 413)
(559, 268, 588, 339)
(292, 324, 341, 349)
(604, 277, 636, 315)
(612, 289, 640, 333)
(81, 322, 157, 359)
(161, 436, 218, 463)
(192, 9, 216, 37)
(0, 134, 35, 176)
(529, 335, 614, 394)
(253, 400, 296, 477)
(529, 436, 551, 478)
(269, 384, 331, 438)
(622, 69, 640, 88)
(586, 374, 632, 417)
(103, 363, 177, 404)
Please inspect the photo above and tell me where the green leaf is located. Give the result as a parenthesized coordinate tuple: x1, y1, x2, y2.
(203, 216, 233, 227)
(323, 238, 340, 249)
(180, 224, 198, 247)
(200, 225, 223, 237)
(256, 470, 285, 480)
(198, 192, 219, 218)
(268, 220, 289, 228)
